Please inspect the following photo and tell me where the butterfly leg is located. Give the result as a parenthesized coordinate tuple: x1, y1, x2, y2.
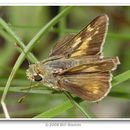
(21, 82, 41, 90)
(18, 83, 41, 103)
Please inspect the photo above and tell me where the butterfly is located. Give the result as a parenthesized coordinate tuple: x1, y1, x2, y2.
(26, 14, 120, 102)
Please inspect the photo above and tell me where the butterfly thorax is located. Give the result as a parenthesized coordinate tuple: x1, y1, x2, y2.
(37, 59, 74, 87)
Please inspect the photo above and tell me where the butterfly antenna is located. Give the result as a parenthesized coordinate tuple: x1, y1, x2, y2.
(18, 81, 33, 103)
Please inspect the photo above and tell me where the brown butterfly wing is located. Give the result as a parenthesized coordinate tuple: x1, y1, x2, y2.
(49, 15, 108, 58)
(58, 72, 111, 102)
(49, 34, 75, 57)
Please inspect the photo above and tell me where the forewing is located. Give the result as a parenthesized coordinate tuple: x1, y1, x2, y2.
(49, 34, 75, 57)
(58, 72, 111, 102)
(49, 15, 108, 58)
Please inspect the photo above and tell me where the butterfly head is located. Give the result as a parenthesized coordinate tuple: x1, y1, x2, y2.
(26, 63, 43, 82)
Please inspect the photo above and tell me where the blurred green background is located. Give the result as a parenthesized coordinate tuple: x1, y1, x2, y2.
(0, 6, 130, 118)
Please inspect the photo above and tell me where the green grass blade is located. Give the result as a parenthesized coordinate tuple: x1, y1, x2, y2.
(1, 6, 74, 118)
(109, 92, 130, 100)
(34, 100, 74, 118)
(34, 97, 95, 118)
(63, 91, 92, 118)
(112, 70, 130, 87)
(0, 87, 53, 94)
(108, 33, 130, 40)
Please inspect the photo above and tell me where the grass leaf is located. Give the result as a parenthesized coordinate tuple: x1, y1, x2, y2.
(0, 6, 74, 118)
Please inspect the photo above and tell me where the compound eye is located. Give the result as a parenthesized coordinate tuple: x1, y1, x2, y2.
(34, 74, 43, 81)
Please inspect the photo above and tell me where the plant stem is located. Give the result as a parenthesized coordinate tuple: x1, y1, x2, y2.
(112, 70, 130, 87)
(64, 91, 92, 118)
(0, 6, 74, 118)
